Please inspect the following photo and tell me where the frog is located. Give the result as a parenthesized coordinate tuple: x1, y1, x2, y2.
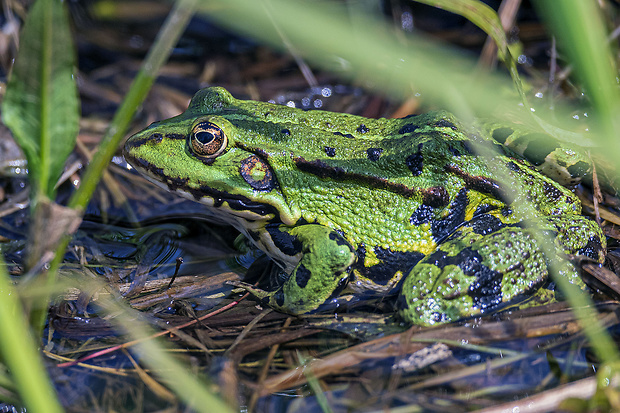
(123, 87, 605, 326)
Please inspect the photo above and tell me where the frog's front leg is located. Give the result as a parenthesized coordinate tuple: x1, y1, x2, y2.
(398, 214, 605, 326)
(231, 224, 356, 314)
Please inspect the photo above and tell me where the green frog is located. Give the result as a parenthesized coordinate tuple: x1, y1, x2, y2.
(123, 87, 605, 326)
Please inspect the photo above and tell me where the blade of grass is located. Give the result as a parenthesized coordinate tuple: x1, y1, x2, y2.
(0, 257, 63, 413)
(298, 352, 334, 413)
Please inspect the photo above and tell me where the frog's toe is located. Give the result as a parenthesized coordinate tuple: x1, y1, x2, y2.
(396, 263, 482, 326)
(227, 280, 276, 304)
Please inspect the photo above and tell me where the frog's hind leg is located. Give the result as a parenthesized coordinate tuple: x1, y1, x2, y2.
(229, 224, 357, 315)
(398, 214, 605, 326)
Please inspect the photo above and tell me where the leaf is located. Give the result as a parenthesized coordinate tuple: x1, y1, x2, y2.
(2, 0, 79, 201)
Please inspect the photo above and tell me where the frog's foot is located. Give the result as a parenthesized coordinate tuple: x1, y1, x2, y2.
(546, 214, 606, 264)
(398, 214, 605, 326)
(233, 224, 357, 315)
(227, 280, 275, 304)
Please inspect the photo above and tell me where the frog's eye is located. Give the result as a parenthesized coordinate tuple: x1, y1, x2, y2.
(189, 121, 228, 158)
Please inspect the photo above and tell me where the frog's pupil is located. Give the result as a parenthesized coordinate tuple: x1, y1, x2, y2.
(195, 130, 215, 144)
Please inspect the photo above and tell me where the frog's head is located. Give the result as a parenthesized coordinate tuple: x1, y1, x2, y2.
(124, 88, 299, 226)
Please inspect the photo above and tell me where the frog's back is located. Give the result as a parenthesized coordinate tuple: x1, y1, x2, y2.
(189, 88, 581, 232)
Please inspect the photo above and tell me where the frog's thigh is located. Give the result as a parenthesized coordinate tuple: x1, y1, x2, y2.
(398, 225, 553, 326)
(243, 224, 356, 315)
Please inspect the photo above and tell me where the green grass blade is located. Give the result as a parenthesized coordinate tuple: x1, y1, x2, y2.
(2, 0, 78, 202)
(0, 259, 63, 412)
(68, 0, 198, 210)
(414, 0, 509, 59)
(534, 0, 620, 157)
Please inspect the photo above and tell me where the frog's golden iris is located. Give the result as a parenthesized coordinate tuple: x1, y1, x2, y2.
(124, 87, 605, 326)
(189, 119, 227, 158)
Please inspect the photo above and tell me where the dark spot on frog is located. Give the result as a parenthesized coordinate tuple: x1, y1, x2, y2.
(431, 188, 468, 243)
(166, 176, 190, 195)
(468, 271, 505, 311)
(281, 128, 291, 136)
(448, 144, 462, 157)
(470, 214, 505, 235)
(506, 161, 520, 172)
(266, 225, 302, 257)
(433, 119, 458, 130)
(567, 161, 590, 179)
(474, 204, 497, 216)
(506, 261, 526, 275)
(542, 182, 565, 202)
(366, 147, 383, 161)
(410, 204, 434, 225)
(295, 264, 312, 288)
(333, 131, 355, 139)
(274, 289, 286, 307)
(239, 155, 275, 191)
(335, 228, 346, 238)
(421, 186, 449, 208)
(165, 133, 185, 140)
(406, 143, 424, 176)
(399, 123, 419, 134)
(353, 244, 424, 287)
(425, 247, 505, 312)
(501, 207, 512, 216)
(491, 127, 514, 144)
(324, 146, 336, 157)
(124, 132, 169, 152)
(328, 231, 353, 251)
(357, 124, 369, 133)
(517, 133, 559, 166)
(577, 235, 604, 261)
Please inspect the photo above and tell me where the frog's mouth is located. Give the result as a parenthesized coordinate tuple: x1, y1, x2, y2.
(124, 144, 279, 221)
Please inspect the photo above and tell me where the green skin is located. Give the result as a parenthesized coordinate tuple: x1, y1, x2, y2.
(124, 87, 605, 326)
